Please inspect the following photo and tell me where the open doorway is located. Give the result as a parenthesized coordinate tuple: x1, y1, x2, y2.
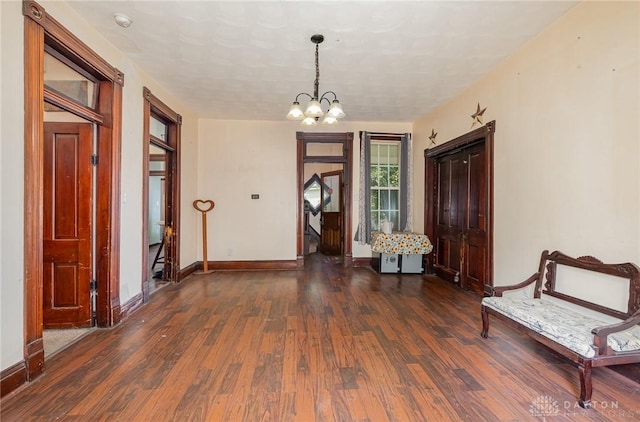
(302, 166, 344, 256)
(141, 88, 182, 302)
(296, 132, 353, 267)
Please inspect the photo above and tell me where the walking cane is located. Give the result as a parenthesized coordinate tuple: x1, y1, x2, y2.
(193, 199, 215, 273)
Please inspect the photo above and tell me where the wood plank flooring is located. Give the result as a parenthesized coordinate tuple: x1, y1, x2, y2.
(2, 254, 639, 421)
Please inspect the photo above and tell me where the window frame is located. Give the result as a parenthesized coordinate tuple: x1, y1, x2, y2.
(369, 140, 402, 232)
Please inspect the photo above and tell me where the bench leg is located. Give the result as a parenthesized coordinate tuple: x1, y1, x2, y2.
(578, 361, 593, 409)
(481, 307, 489, 338)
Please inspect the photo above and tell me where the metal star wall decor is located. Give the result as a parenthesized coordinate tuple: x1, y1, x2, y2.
(470, 103, 487, 128)
(428, 129, 438, 146)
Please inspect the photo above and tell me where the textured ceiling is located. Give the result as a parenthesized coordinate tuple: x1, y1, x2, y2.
(65, 1, 577, 122)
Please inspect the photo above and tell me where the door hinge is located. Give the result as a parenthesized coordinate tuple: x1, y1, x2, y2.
(91, 154, 98, 166)
(90, 279, 97, 291)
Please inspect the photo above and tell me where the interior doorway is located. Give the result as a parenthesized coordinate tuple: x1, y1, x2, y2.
(296, 132, 353, 267)
(424, 121, 495, 295)
(23, 0, 124, 383)
(141, 87, 182, 302)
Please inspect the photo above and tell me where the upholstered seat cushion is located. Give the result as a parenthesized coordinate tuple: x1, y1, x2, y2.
(482, 297, 640, 358)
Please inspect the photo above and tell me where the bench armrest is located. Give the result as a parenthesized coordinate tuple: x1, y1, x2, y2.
(484, 272, 540, 297)
(591, 308, 640, 355)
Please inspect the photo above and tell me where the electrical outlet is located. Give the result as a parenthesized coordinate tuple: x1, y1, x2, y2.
(227, 248, 233, 256)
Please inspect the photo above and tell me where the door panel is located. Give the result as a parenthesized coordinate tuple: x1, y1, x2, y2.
(319, 170, 343, 256)
(43, 122, 93, 328)
(433, 143, 487, 295)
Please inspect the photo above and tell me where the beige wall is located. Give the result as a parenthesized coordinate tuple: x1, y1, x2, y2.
(1, 0, 26, 370)
(196, 120, 411, 261)
(413, 1, 639, 289)
(0, 0, 200, 370)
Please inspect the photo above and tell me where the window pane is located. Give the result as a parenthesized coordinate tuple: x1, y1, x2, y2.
(380, 190, 389, 210)
(379, 167, 389, 186)
(370, 189, 379, 210)
(389, 166, 399, 187)
(378, 144, 389, 164)
(370, 144, 379, 164)
(389, 144, 399, 165)
(389, 211, 399, 229)
(370, 167, 379, 187)
(371, 211, 380, 231)
(44, 52, 96, 108)
(150, 115, 168, 141)
(390, 190, 398, 210)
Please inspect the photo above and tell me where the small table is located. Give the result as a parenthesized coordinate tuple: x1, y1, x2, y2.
(371, 231, 433, 273)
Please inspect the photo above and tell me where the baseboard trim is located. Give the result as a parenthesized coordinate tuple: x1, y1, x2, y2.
(352, 257, 372, 267)
(1, 361, 27, 398)
(120, 293, 144, 320)
(201, 260, 298, 271)
(179, 261, 200, 280)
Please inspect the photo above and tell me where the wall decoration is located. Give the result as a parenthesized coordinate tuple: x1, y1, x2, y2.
(470, 102, 487, 128)
(428, 129, 438, 146)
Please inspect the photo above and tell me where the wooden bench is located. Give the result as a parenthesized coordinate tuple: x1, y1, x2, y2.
(481, 250, 640, 408)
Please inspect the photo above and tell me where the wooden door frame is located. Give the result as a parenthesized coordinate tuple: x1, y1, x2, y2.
(296, 132, 353, 268)
(424, 121, 495, 288)
(141, 87, 182, 302)
(22, 0, 123, 383)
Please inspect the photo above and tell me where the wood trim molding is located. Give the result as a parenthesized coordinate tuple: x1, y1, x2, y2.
(178, 262, 200, 281)
(119, 293, 144, 321)
(23, 11, 45, 383)
(23, 1, 123, 85)
(203, 260, 299, 271)
(0, 361, 27, 398)
(296, 132, 353, 268)
(20, 0, 124, 397)
(141, 87, 182, 306)
(352, 258, 372, 268)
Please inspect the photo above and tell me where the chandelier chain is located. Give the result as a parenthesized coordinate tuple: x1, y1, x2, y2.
(314, 43, 320, 100)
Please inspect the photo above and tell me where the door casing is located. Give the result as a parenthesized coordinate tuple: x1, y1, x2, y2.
(23, 0, 123, 383)
(141, 87, 182, 302)
(296, 132, 353, 267)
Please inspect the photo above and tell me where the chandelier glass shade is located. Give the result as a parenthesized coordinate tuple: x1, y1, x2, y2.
(287, 34, 345, 126)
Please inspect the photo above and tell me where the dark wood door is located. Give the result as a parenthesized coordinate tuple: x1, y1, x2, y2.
(319, 170, 343, 255)
(433, 143, 487, 295)
(43, 122, 93, 328)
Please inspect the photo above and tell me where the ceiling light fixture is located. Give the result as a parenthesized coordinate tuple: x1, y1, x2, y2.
(113, 13, 133, 28)
(287, 34, 345, 126)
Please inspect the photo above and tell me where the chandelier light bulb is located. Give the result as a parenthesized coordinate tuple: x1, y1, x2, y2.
(301, 117, 318, 126)
(304, 99, 324, 118)
(287, 102, 305, 120)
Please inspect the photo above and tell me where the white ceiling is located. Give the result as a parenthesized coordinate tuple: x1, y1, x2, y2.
(65, 1, 578, 122)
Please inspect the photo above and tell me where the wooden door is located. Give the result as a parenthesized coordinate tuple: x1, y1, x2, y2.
(433, 143, 487, 295)
(319, 170, 343, 255)
(43, 122, 93, 328)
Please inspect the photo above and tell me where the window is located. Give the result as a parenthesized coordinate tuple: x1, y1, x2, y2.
(370, 142, 400, 231)
(355, 131, 411, 244)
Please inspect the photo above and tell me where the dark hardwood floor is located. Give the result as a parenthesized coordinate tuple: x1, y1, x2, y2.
(2, 253, 639, 421)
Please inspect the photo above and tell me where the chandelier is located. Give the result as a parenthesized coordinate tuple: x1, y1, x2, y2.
(286, 34, 345, 126)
